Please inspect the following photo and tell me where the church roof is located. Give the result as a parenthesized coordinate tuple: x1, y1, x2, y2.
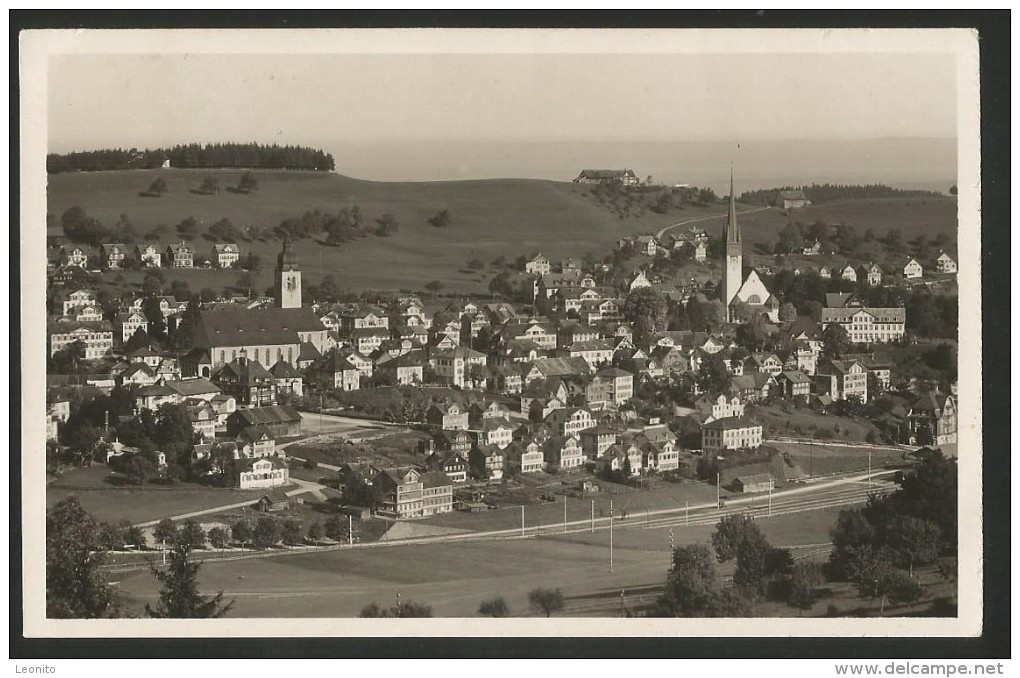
(194, 306, 324, 348)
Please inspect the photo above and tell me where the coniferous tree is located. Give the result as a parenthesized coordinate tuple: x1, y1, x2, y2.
(145, 542, 233, 618)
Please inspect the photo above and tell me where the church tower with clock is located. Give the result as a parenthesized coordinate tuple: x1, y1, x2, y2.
(274, 238, 302, 309)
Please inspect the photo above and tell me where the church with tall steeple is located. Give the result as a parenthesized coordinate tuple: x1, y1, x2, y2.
(721, 169, 743, 313)
(720, 170, 780, 324)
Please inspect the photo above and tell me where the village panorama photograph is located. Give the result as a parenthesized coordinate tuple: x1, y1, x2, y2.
(27, 28, 978, 630)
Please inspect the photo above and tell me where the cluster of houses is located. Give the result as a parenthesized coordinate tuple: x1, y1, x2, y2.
(54, 242, 241, 271)
(46, 172, 959, 519)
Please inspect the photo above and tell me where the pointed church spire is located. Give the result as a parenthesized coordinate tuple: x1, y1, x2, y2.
(726, 165, 740, 243)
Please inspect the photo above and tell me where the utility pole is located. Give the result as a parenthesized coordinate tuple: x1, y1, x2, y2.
(521, 505, 525, 538)
(609, 499, 614, 573)
(563, 495, 567, 534)
(162, 539, 166, 565)
(768, 478, 773, 517)
(716, 472, 721, 508)
(868, 450, 873, 487)
(591, 499, 595, 534)
(349, 515, 353, 546)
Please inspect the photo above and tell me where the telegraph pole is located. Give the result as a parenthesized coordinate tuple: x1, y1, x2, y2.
(609, 499, 614, 573)
(349, 515, 353, 546)
(521, 505, 525, 538)
(868, 451, 873, 487)
(563, 495, 567, 533)
(591, 499, 595, 533)
(768, 478, 773, 517)
(716, 472, 721, 508)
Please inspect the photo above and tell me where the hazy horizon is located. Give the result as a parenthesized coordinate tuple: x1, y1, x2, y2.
(46, 137, 957, 196)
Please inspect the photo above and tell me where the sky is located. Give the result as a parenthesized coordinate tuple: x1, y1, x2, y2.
(48, 51, 957, 153)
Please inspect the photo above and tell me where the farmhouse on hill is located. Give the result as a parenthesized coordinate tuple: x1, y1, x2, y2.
(573, 169, 640, 186)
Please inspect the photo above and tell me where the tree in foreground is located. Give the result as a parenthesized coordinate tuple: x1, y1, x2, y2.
(152, 518, 178, 547)
(478, 596, 510, 617)
(253, 516, 281, 549)
(711, 514, 764, 563)
(787, 561, 824, 613)
(46, 497, 119, 618)
(359, 600, 433, 618)
(176, 519, 207, 550)
(527, 587, 565, 617)
(145, 542, 233, 618)
(306, 521, 325, 544)
(207, 527, 229, 550)
(281, 519, 304, 546)
(232, 519, 253, 549)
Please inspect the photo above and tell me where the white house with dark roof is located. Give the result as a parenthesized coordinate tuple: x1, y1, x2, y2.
(935, 250, 957, 274)
(525, 253, 551, 275)
(702, 416, 763, 451)
(902, 257, 924, 279)
(212, 243, 240, 268)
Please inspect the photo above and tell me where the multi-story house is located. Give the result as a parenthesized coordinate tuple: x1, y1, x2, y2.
(580, 425, 618, 460)
(544, 406, 596, 438)
(525, 253, 551, 275)
(426, 402, 470, 431)
(99, 243, 128, 270)
(597, 367, 634, 406)
(165, 242, 194, 268)
(114, 310, 149, 343)
(935, 251, 957, 274)
(61, 289, 96, 316)
(48, 321, 114, 360)
(212, 243, 240, 268)
(775, 370, 812, 400)
(236, 425, 278, 458)
(469, 443, 505, 481)
(694, 392, 745, 424)
(506, 440, 546, 474)
(211, 352, 278, 407)
(134, 244, 162, 268)
(701, 416, 763, 451)
(373, 468, 453, 519)
(426, 452, 469, 483)
(60, 246, 90, 269)
(473, 417, 515, 450)
(543, 435, 585, 470)
(339, 306, 390, 334)
(564, 339, 614, 367)
(641, 440, 680, 472)
(907, 392, 958, 445)
(814, 359, 868, 403)
(234, 457, 289, 490)
(820, 306, 906, 344)
(902, 257, 924, 279)
(430, 346, 487, 389)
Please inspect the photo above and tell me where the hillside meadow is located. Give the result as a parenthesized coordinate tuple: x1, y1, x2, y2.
(46, 169, 958, 293)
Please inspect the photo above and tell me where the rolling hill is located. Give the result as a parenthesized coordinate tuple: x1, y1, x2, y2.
(45, 169, 959, 294)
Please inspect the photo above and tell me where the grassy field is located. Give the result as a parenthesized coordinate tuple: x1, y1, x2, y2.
(420, 479, 724, 532)
(47, 466, 265, 524)
(752, 405, 882, 442)
(107, 503, 849, 618)
(766, 442, 910, 477)
(46, 169, 958, 293)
